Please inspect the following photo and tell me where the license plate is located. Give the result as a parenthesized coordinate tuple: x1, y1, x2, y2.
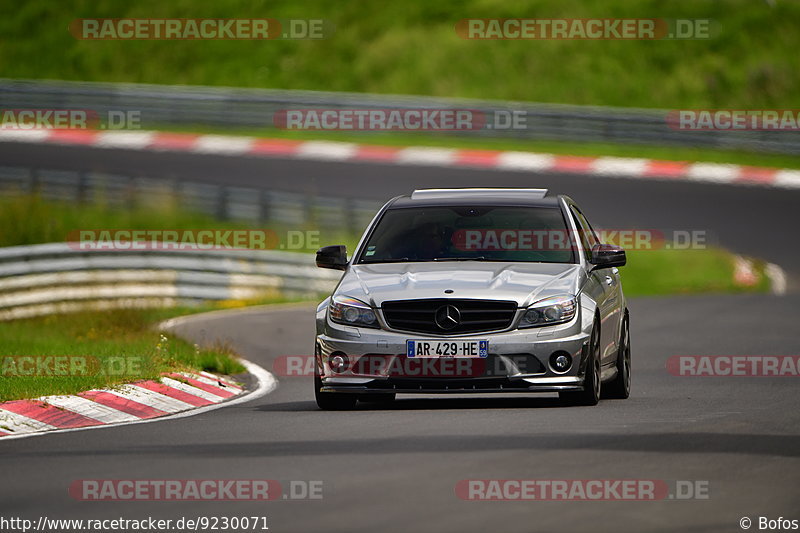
(407, 340, 488, 358)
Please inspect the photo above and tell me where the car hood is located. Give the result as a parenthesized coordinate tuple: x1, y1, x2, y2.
(337, 262, 583, 308)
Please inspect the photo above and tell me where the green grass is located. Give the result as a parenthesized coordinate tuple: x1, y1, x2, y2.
(0, 307, 246, 402)
(0, 193, 352, 251)
(0, 190, 241, 248)
(623, 248, 770, 296)
(1, 0, 798, 110)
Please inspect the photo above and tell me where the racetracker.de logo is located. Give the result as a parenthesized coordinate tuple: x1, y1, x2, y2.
(69, 480, 278, 501)
(274, 109, 488, 131)
(274, 354, 515, 378)
(667, 110, 800, 131)
(1, 355, 142, 377)
(68, 480, 323, 501)
(0, 109, 141, 130)
(666, 356, 800, 377)
(67, 229, 282, 251)
(455, 479, 710, 500)
(456, 19, 713, 40)
(69, 19, 331, 40)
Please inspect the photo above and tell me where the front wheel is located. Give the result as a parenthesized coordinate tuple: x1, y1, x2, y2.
(560, 316, 601, 406)
(602, 312, 631, 399)
(314, 374, 357, 410)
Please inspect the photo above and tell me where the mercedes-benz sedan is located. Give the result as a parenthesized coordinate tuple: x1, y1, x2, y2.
(313, 188, 630, 409)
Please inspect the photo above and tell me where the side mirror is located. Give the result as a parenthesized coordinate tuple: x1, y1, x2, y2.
(589, 243, 626, 269)
(316, 245, 348, 271)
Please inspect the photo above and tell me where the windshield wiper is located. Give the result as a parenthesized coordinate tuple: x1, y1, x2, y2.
(432, 256, 487, 261)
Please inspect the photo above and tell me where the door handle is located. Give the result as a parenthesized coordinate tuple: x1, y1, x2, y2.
(604, 275, 613, 285)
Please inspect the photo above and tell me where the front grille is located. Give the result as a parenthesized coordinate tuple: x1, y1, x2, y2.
(381, 299, 517, 334)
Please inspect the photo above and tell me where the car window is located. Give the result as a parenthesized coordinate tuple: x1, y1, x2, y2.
(357, 206, 577, 264)
(573, 206, 600, 244)
(568, 205, 595, 258)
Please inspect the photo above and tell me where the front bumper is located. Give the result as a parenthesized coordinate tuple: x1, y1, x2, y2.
(320, 375, 584, 394)
(316, 308, 592, 394)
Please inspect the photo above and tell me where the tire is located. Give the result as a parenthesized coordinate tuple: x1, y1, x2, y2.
(358, 393, 396, 404)
(314, 373, 357, 410)
(559, 316, 601, 406)
(602, 312, 631, 400)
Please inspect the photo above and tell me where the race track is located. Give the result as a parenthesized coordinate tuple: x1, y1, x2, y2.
(1, 143, 798, 533)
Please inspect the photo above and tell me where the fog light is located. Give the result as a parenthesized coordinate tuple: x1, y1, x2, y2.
(329, 353, 349, 373)
(549, 351, 572, 373)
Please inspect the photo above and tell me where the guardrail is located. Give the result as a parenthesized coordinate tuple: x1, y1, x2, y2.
(0, 243, 341, 320)
(0, 165, 383, 232)
(1, 79, 798, 154)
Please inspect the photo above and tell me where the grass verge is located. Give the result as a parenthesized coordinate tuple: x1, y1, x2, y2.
(623, 248, 770, 296)
(0, 307, 246, 402)
(0, 193, 353, 249)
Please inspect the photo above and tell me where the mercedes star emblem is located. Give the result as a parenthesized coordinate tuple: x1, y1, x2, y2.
(435, 304, 461, 330)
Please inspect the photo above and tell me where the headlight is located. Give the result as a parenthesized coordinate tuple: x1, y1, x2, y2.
(328, 295, 379, 328)
(520, 295, 577, 328)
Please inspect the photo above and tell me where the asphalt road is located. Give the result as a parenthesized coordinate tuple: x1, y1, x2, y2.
(1, 143, 798, 532)
(1, 295, 799, 533)
(1, 142, 798, 290)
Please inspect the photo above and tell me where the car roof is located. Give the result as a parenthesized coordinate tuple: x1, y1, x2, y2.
(388, 188, 563, 208)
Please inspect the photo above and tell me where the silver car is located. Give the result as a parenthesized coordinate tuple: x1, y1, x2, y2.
(313, 188, 630, 409)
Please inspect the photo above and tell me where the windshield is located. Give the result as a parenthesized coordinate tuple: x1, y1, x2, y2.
(357, 206, 577, 264)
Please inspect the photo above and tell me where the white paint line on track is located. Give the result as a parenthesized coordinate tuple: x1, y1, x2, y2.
(591, 157, 649, 177)
(295, 141, 359, 160)
(495, 151, 555, 171)
(37, 395, 140, 424)
(0, 129, 52, 142)
(94, 131, 156, 149)
(766, 263, 788, 295)
(686, 163, 740, 183)
(0, 409, 58, 433)
(773, 169, 800, 189)
(158, 301, 315, 331)
(395, 147, 457, 166)
(160, 376, 227, 402)
(192, 135, 255, 155)
(0, 359, 275, 442)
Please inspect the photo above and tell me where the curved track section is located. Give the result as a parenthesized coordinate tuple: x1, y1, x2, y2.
(1, 143, 798, 532)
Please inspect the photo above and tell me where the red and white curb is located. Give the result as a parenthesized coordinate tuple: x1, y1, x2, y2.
(734, 256, 760, 287)
(733, 256, 787, 295)
(0, 360, 275, 441)
(1, 129, 799, 189)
